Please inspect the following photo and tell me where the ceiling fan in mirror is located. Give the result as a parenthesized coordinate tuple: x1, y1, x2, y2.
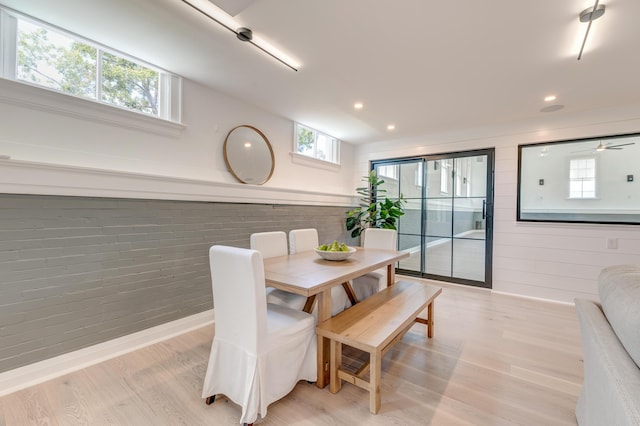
(573, 141, 636, 153)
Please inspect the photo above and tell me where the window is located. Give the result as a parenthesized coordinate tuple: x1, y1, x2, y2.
(294, 123, 340, 164)
(440, 163, 449, 193)
(377, 164, 398, 179)
(414, 162, 423, 187)
(1, 9, 181, 122)
(569, 158, 596, 198)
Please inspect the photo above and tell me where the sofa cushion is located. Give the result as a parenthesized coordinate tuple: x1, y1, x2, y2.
(598, 264, 640, 369)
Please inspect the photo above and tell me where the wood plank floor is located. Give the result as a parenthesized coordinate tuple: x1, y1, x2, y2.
(0, 277, 584, 425)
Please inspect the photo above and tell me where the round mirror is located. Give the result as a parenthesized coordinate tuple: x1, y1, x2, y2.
(223, 125, 275, 185)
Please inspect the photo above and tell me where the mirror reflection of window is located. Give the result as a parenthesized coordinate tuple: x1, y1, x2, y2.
(518, 133, 640, 224)
(569, 158, 596, 199)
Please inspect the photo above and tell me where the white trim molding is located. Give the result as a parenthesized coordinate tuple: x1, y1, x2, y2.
(0, 310, 214, 397)
(0, 158, 357, 206)
(290, 152, 342, 171)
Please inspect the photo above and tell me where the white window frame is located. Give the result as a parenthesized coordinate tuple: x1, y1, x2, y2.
(0, 7, 182, 124)
(293, 123, 340, 165)
(569, 157, 597, 199)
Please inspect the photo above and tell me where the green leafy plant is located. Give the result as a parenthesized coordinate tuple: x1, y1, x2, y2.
(345, 170, 405, 238)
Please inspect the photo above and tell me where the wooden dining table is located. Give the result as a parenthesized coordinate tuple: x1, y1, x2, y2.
(262, 247, 410, 388)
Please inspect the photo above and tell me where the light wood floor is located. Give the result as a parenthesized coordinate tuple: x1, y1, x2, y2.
(0, 277, 584, 425)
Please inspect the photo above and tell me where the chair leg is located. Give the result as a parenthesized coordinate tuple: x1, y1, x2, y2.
(205, 395, 215, 405)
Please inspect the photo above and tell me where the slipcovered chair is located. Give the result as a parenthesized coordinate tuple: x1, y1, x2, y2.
(201, 245, 316, 425)
(351, 228, 398, 301)
(249, 231, 288, 259)
(288, 228, 319, 254)
(286, 228, 351, 314)
(249, 231, 288, 298)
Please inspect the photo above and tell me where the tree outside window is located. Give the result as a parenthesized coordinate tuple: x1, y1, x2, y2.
(295, 123, 340, 164)
(16, 18, 160, 117)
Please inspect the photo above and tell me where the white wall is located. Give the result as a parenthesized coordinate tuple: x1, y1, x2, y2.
(354, 105, 640, 303)
(0, 77, 356, 206)
(4, 73, 640, 304)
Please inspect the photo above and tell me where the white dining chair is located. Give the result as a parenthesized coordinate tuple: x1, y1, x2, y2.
(286, 228, 352, 315)
(250, 231, 307, 309)
(250, 231, 288, 259)
(201, 245, 316, 425)
(351, 228, 398, 301)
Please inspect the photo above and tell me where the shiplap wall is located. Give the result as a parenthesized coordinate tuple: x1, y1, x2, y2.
(353, 107, 640, 303)
(0, 194, 355, 373)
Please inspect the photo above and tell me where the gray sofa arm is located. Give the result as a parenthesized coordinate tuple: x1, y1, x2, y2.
(574, 298, 640, 426)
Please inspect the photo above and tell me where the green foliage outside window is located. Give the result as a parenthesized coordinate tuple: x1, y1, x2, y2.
(17, 21, 159, 116)
(297, 126, 314, 154)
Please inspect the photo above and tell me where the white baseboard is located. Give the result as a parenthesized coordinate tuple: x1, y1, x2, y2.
(490, 290, 575, 306)
(0, 310, 214, 397)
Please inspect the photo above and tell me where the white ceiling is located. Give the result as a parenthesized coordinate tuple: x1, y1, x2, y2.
(3, 0, 640, 144)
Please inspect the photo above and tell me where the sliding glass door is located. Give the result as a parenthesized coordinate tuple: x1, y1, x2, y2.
(374, 148, 494, 288)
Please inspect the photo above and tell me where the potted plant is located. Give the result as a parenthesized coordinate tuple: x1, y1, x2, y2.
(346, 170, 405, 238)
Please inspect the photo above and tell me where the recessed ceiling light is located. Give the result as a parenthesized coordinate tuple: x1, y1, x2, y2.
(387, 124, 395, 130)
(354, 102, 364, 109)
(544, 95, 557, 102)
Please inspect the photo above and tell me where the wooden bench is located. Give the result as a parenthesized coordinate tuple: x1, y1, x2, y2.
(316, 280, 442, 414)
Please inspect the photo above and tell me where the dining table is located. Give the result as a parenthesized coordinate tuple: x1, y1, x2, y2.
(262, 246, 410, 388)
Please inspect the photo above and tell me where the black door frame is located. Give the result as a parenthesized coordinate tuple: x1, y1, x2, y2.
(372, 148, 495, 289)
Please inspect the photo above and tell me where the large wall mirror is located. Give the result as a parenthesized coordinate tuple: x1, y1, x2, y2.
(223, 125, 275, 185)
(518, 132, 640, 224)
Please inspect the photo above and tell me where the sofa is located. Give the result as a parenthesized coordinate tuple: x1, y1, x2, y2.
(574, 264, 640, 425)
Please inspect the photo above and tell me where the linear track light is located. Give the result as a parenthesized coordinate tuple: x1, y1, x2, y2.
(577, 0, 605, 60)
(181, 0, 299, 71)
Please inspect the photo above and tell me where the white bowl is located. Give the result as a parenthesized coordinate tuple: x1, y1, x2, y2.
(314, 246, 356, 261)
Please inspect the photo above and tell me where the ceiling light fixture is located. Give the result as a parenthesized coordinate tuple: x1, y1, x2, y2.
(181, 0, 300, 71)
(354, 102, 364, 109)
(577, 0, 606, 60)
(544, 95, 557, 102)
(387, 124, 395, 131)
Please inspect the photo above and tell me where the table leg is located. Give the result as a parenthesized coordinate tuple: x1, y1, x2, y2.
(427, 301, 434, 338)
(387, 263, 396, 287)
(316, 288, 332, 388)
(341, 281, 359, 306)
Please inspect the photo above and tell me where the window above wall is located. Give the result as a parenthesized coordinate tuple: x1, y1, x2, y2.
(293, 123, 340, 166)
(569, 158, 597, 199)
(0, 7, 181, 124)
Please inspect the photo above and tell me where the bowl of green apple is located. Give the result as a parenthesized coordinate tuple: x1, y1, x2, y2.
(315, 241, 356, 261)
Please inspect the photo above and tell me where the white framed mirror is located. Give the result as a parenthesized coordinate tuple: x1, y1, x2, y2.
(223, 125, 275, 185)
